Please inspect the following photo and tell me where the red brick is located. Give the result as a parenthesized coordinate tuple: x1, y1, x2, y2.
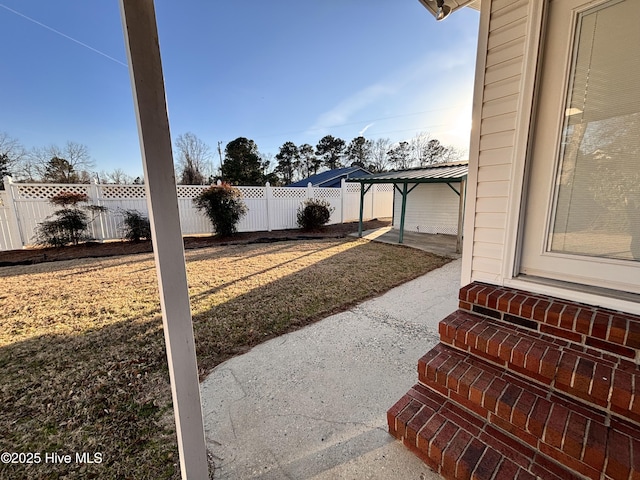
(416, 413, 447, 453)
(523, 342, 547, 375)
(495, 291, 515, 312)
(429, 421, 458, 466)
(559, 305, 579, 331)
(584, 420, 607, 471)
(486, 289, 506, 310)
(483, 377, 508, 413)
(531, 453, 583, 480)
(458, 366, 483, 399)
(575, 309, 594, 335)
(511, 390, 537, 430)
(493, 458, 521, 479)
(446, 361, 472, 394)
(545, 302, 565, 326)
(606, 430, 631, 480)
(515, 470, 537, 480)
(508, 294, 527, 315)
(571, 357, 595, 397)
(538, 442, 601, 480)
(475, 285, 495, 307)
(608, 317, 628, 345)
(532, 299, 551, 323)
(406, 404, 437, 446)
(469, 371, 494, 407)
(447, 401, 487, 434)
(519, 296, 539, 320)
(540, 323, 583, 342)
(487, 329, 509, 358)
(483, 424, 535, 465)
(591, 312, 611, 340)
(459, 283, 475, 302)
(456, 317, 478, 344)
(395, 399, 423, 439)
(496, 384, 522, 421)
(436, 356, 462, 387)
(589, 363, 613, 407)
(586, 336, 636, 358)
(527, 397, 552, 438)
(627, 321, 640, 349)
(457, 438, 486, 480)
(471, 448, 502, 480)
(632, 438, 640, 480)
(543, 403, 569, 448)
(459, 300, 472, 311)
(476, 325, 498, 353)
(539, 348, 561, 380)
(442, 429, 473, 477)
(554, 352, 578, 390)
(563, 411, 587, 459)
(388, 394, 412, 435)
(511, 338, 534, 368)
(489, 413, 537, 448)
(498, 334, 519, 363)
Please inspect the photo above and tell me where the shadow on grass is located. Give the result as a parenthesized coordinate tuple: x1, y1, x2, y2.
(0, 238, 450, 480)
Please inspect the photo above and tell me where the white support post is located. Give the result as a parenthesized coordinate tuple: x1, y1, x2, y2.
(2, 176, 24, 249)
(340, 179, 345, 224)
(265, 182, 272, 232)
(119, 2, 209, 479)
(306, 182, 313, 200)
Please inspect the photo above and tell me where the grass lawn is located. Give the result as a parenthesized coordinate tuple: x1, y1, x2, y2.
(0, 237, 450, 479)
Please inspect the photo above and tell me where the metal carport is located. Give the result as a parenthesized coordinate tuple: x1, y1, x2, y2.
(347, 162, 468, 253)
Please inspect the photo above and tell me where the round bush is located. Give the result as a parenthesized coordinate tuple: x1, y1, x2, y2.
(193, 183, 248, 237)
(296, 199, 334, 230)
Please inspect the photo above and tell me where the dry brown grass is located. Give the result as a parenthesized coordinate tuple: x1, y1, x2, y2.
(0, 237, 450, 479)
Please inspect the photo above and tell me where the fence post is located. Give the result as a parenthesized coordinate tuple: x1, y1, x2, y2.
(306, 182, 313, 200)
(370, 183, 376, 219)
(88, 178, 105, 242)
(2, 177, 25, 249)
(340, 179, 346, 224)
(265, 182, 272, 232)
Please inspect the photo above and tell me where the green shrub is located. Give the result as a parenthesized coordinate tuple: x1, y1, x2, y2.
(296, 198, 335, 230)
(193, 183, 248, 237)
(121, 210, 151, 242)
(34, 191, 106, 247)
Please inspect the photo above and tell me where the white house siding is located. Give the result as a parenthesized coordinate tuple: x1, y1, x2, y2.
(392, 183, 460, 235)
(463, 0, 533, 284)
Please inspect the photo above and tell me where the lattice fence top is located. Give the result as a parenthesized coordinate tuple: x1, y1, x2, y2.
(176, 185, 208, 198)
(271, 188, 307, 199)
(313, 188, 342, 199)
(100, 185, 147, 199)
(14, 183, 90, 199)
(345, 183, 362, 193)
(376, 184, 395, 192)
(237, 187, 266, 199)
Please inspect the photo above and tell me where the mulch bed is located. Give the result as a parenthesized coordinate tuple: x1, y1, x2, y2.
(0, 219, 391, 267)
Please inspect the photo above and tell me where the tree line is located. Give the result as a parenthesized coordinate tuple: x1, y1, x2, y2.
(1, 130, 463, 188)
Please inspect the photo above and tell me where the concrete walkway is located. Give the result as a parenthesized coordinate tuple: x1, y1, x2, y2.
(201, 256, 461, 479)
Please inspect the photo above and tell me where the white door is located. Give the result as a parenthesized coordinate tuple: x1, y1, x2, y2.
(520, 0, 640, 293)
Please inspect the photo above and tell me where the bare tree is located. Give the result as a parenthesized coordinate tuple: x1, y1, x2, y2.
(100, 168, 134, 184)
(31, 141, 95, 182)
(174, 132, 212, 185)
(0, 132, 27, 181)
(369, 137, 391, 173)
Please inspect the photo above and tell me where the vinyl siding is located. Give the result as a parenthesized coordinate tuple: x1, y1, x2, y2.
(468, 0, 531, 282)
(392, 183, 461, 235)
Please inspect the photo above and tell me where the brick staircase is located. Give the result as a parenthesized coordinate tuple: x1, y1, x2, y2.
(388, 282, 640, 480)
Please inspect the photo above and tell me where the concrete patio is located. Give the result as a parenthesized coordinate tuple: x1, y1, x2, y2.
(350, 227, 460, 258)
(201, 254, 460, 479)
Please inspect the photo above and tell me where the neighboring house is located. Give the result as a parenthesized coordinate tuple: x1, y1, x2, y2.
(288, 167, 371, 188)
(389, 1, 640, 479)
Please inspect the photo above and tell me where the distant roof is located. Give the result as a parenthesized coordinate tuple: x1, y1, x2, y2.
(288, 167, 371, 188)
(347, 161, 468, 184)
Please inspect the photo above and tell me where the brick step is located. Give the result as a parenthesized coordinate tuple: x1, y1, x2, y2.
(439, 309, 640, 425)
(458, 282, 640, 361)
(418, 343, 640, 480)
(388, 382, 584, 480)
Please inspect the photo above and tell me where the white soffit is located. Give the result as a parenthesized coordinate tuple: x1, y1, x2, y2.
(418, 0, 481, 19)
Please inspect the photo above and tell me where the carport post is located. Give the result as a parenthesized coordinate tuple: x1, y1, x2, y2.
(399, 182, 408, 244)
(119, 2, 209, 479)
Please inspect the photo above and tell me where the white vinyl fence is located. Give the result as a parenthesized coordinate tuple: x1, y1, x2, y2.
(0, 177, 393, 251)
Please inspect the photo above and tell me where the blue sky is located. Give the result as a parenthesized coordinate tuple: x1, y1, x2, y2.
(0, 1, 479, 178)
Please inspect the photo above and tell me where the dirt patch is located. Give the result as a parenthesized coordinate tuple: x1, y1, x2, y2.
(0, 219, 391, 267)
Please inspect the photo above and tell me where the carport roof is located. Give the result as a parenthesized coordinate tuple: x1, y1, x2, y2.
(346, 161, 468, 184)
